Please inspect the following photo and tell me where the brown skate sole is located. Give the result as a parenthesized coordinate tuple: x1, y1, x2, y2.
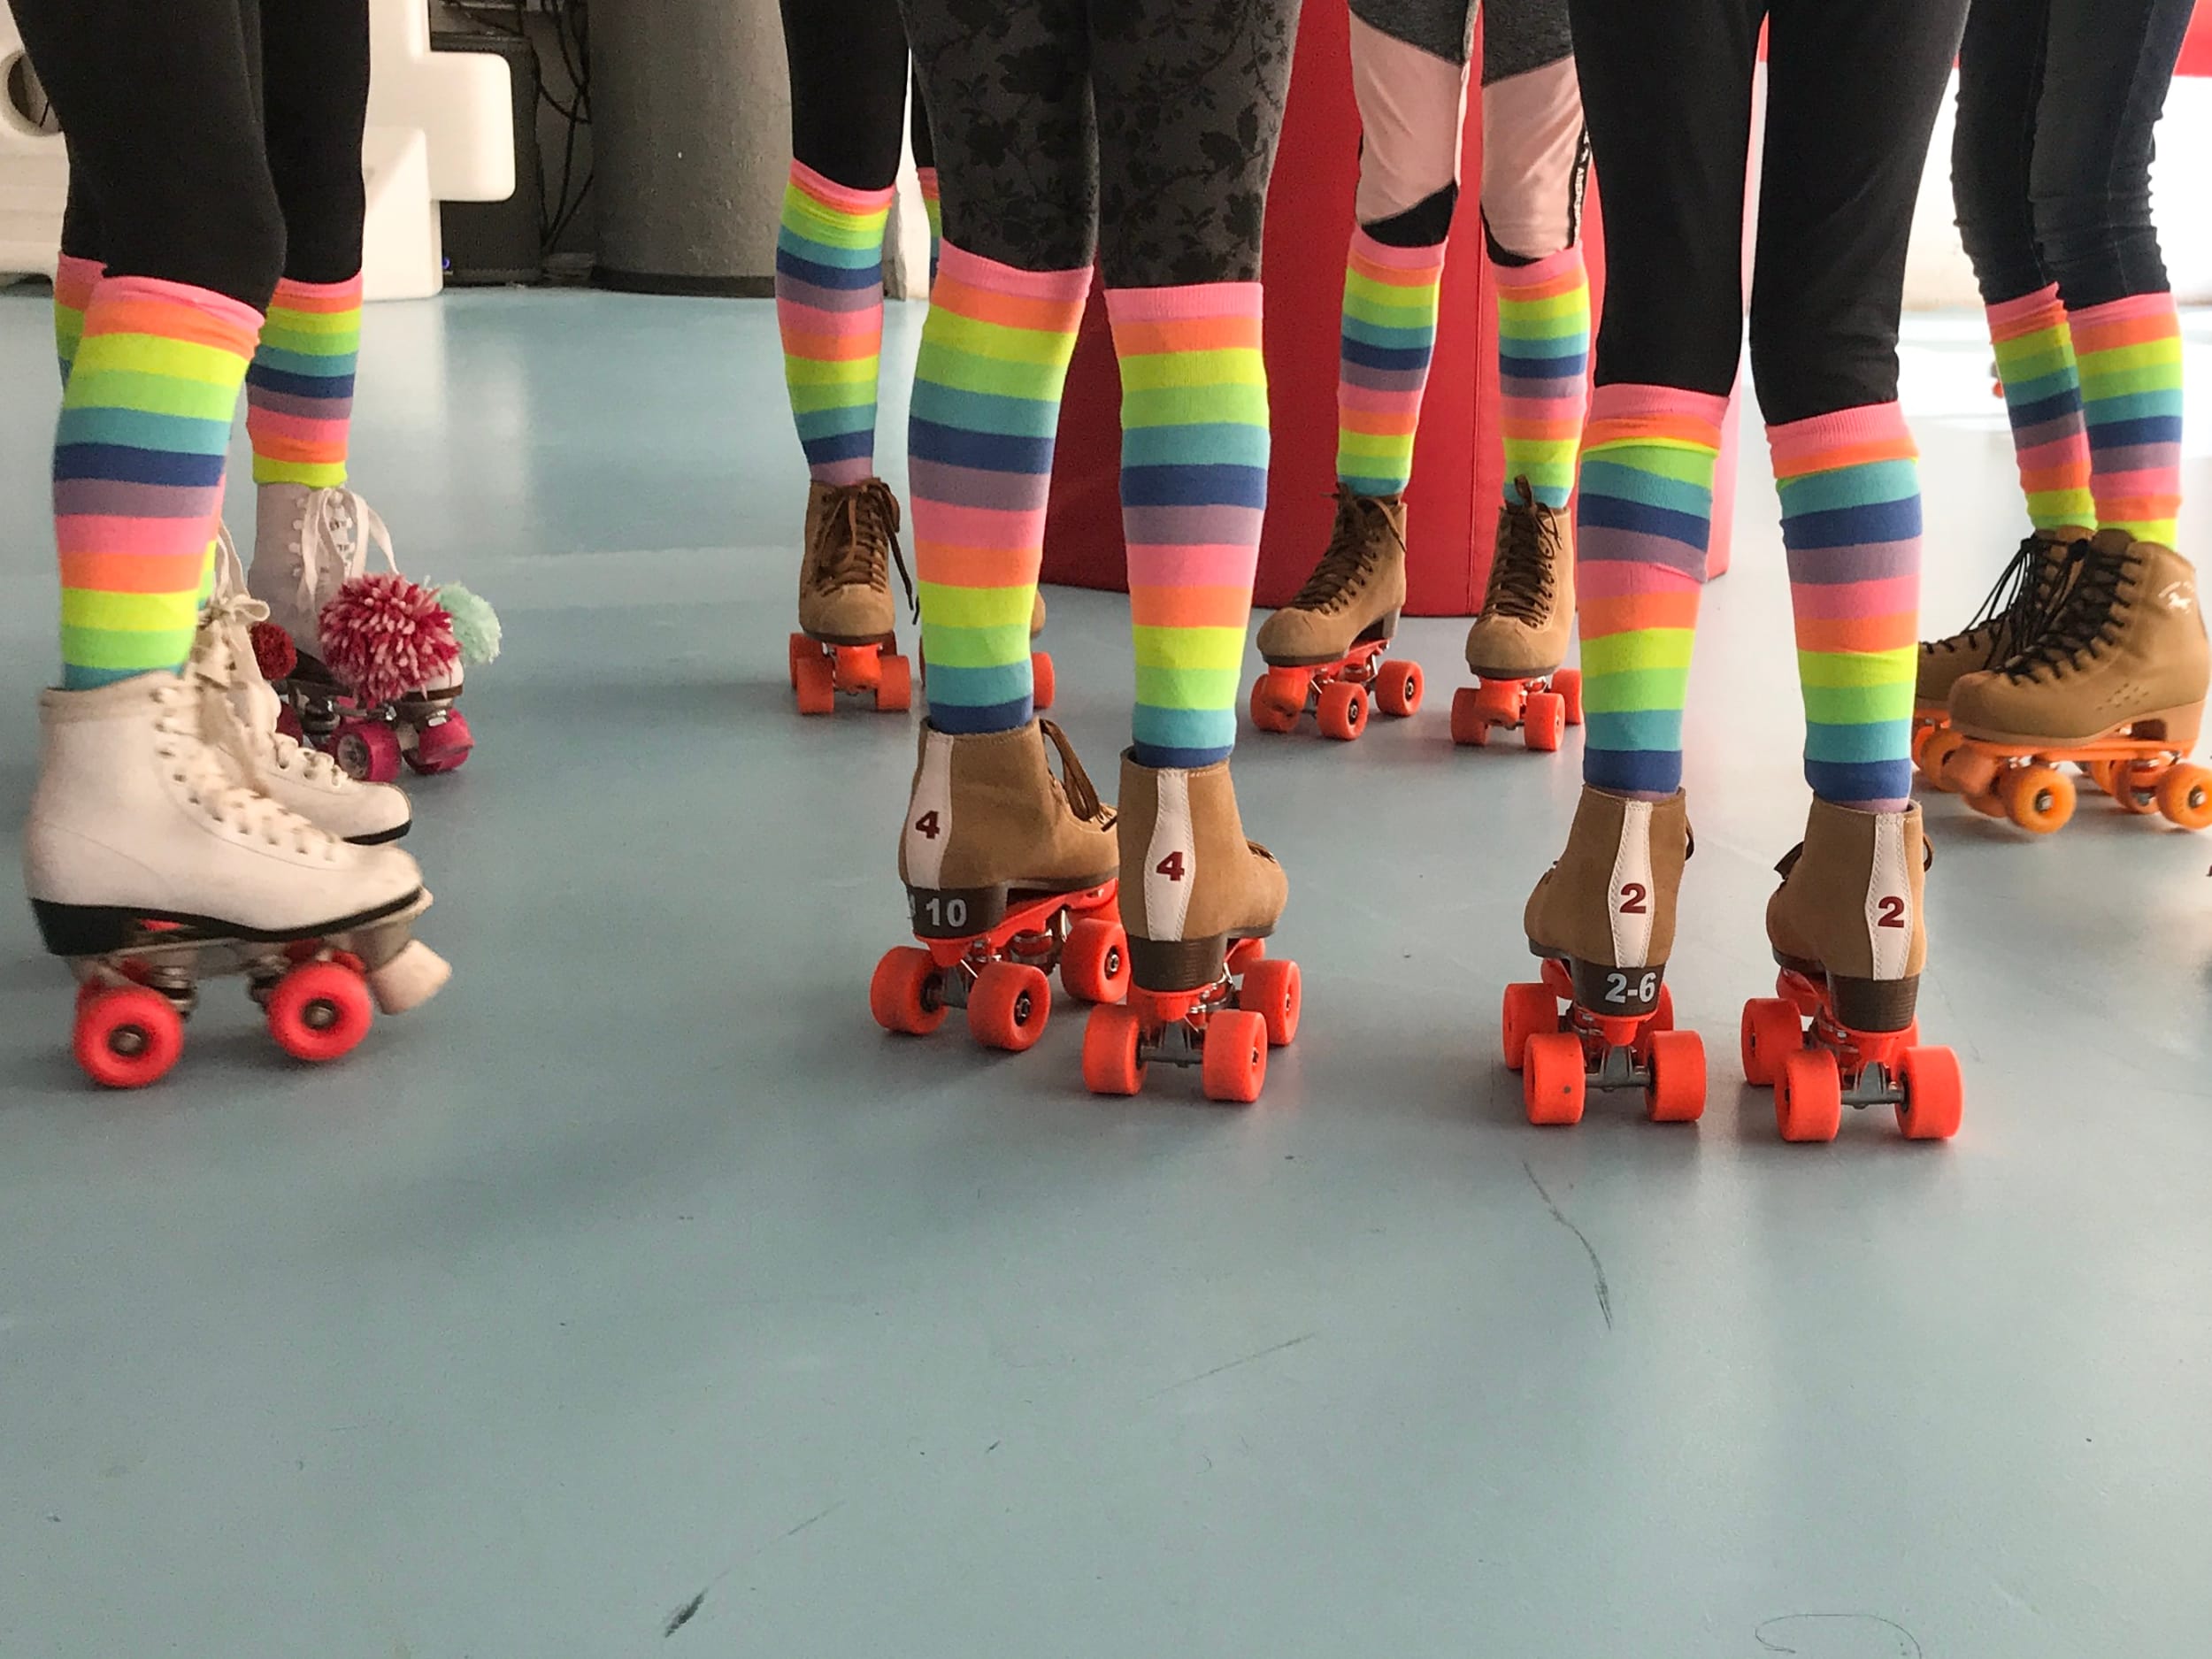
(1951, 701, 2203, 752)
(1262, 612, 1398, 670)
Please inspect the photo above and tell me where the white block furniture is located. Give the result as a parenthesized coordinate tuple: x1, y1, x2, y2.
(0, 0, 514, 300)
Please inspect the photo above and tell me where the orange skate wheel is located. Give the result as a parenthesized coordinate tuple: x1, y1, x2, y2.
(2155, 763, 2212, 830)
(1031, 650, 1056, 713)
(1896, 1044, 1963, 1140)
(1237, 956, 1302, 1048)
(787, 633, 812, 689)
(1449, 686, 1492, 747)
(1553, 667, 1584, 726)
(265, 961, 374, 1064)
(73, 985, 185, 1089)
(1776, 1048, 1844, 1142)
(1740, 997, 1802, 1087)
(1226, 936, 1267, 974)
(1920, 726, 1968, 792)
(2108, 760, 2162, 813)
(1317, 679, 1368, 741)
(794, 651, 837, 716)
(1501, 981, 1558, 1071)
(1060, 917, 1130, 1005)
(1645, 1029, 1706, 1123)
(1943, 742, 2001, 796)
(1523, 691, 1565, 753)
(869, 946, 948, 1036)
(1248, 673, 1300, 734)
(1374, 659, 1424, 717)
(1523, 1030, 1586, 1125)
(2081, 757, 2116, 796)
(1082, 1004, 1147, 1095)
(875, 653, 913, 713)
(1201, 1009, 1269, 1103)
(2002, 764, 2073, 833)
(1964, 787, 2008, 818)
(967, 961, 1052, 1053)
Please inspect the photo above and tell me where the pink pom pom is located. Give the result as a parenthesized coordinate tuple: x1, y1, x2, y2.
(249, 620, 297, 682)
(318, 572, 462, 708)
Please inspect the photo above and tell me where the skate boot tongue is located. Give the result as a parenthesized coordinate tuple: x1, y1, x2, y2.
(815, 479, 916, 621)
(1039, 718, 1110, 827)
(1486, 477, 1560, 625)
(1287, 486, 1402, 614)
(2006, 534, 2139, 682)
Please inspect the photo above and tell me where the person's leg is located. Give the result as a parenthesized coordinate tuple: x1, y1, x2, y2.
(12, 0, 432, 994)
(1951, 0, 2096, 534)
(1334, 1, 1471, 502)
(1564, 0, 1755, 801)
(2031, 0, 2193, 545)
(10, 0, 281, 688)
(778, 0, 910, 488)
(1754, 0, 1967, 812)
(898, 0, 1094, 737)
(1481, 0, 1588, 511)
(1092, 0, 1298, 771)
(250, 0, 369, 493)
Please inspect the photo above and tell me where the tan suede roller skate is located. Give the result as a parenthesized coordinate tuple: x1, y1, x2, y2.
(1502, 785, 1704, 1125)
(870, 718, 1122, 1051)
(1081, 755, 1299, 1104)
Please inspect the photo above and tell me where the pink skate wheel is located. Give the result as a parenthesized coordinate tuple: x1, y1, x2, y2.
(266, 961, 375, 1064)
(74, 986, 185, 1089)
(406, 710, 473, 776)
(331, 718, 403, 783)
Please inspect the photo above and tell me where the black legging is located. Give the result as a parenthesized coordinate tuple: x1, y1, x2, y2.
(16, 0, 371, 303)
(1951, 0, 2193, 310)
(898, 0, 1301, 286)
(780, 0, 933, 193)
(1569, 0, 1969, 425)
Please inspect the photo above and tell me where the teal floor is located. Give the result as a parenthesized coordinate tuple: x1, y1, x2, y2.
(2, 288, 2208, 1657)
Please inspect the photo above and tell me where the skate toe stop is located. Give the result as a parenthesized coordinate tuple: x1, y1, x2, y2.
(366, 940, 450, 1014)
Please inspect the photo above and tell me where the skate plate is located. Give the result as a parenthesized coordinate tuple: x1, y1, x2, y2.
(1081, 937, 1300, 1104)
(1250, 638, 1422, 741)
(1913, 713, 2212, 833)
(871, 880, 1125, 1052)
(1502, 955, 1704, 1125)
(1450, 668, 1583, 752)
(1740, 966, 1961, 1142)
(55, 892, 445, 1089)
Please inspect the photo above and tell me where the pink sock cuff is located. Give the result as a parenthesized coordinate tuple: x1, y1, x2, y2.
(86, 276, 264, 351)
(1587, 382, 1730, 430)
(270, 273, 365, 312)
(1766, 402, 1916, 475)
(1490, 244, 1585, 290)
(1348, 228, 1448, 271)
(787, 160, 896, 216)
(1103, 281, 1264, 323)
(1985, 282, 2064, 338)
(935, 242, 1093, 304)
(2068, 289, 2178, 329)
(55, 254, 104, 307)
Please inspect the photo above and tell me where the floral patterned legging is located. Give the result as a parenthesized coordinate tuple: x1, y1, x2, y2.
(897, 0, 1303, 284)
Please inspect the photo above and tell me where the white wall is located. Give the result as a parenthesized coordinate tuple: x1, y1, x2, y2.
(1905, 71, 2212, 307)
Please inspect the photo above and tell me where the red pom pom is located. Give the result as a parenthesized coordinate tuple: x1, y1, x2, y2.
(249, 619, 298, 682)
(317, 572, 462, 708)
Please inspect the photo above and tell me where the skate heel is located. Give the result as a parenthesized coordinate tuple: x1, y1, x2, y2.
(1501, 954, 1703, 1127)
(31, 900, 156, 959)
(905, 885, 1010, 941)
(1824, 972, 1919, 1034)
(1127, 933, 1231, 994)
(2124, 702, 2205, 749)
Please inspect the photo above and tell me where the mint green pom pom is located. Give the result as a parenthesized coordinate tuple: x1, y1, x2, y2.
(436, 583, 502, 666)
